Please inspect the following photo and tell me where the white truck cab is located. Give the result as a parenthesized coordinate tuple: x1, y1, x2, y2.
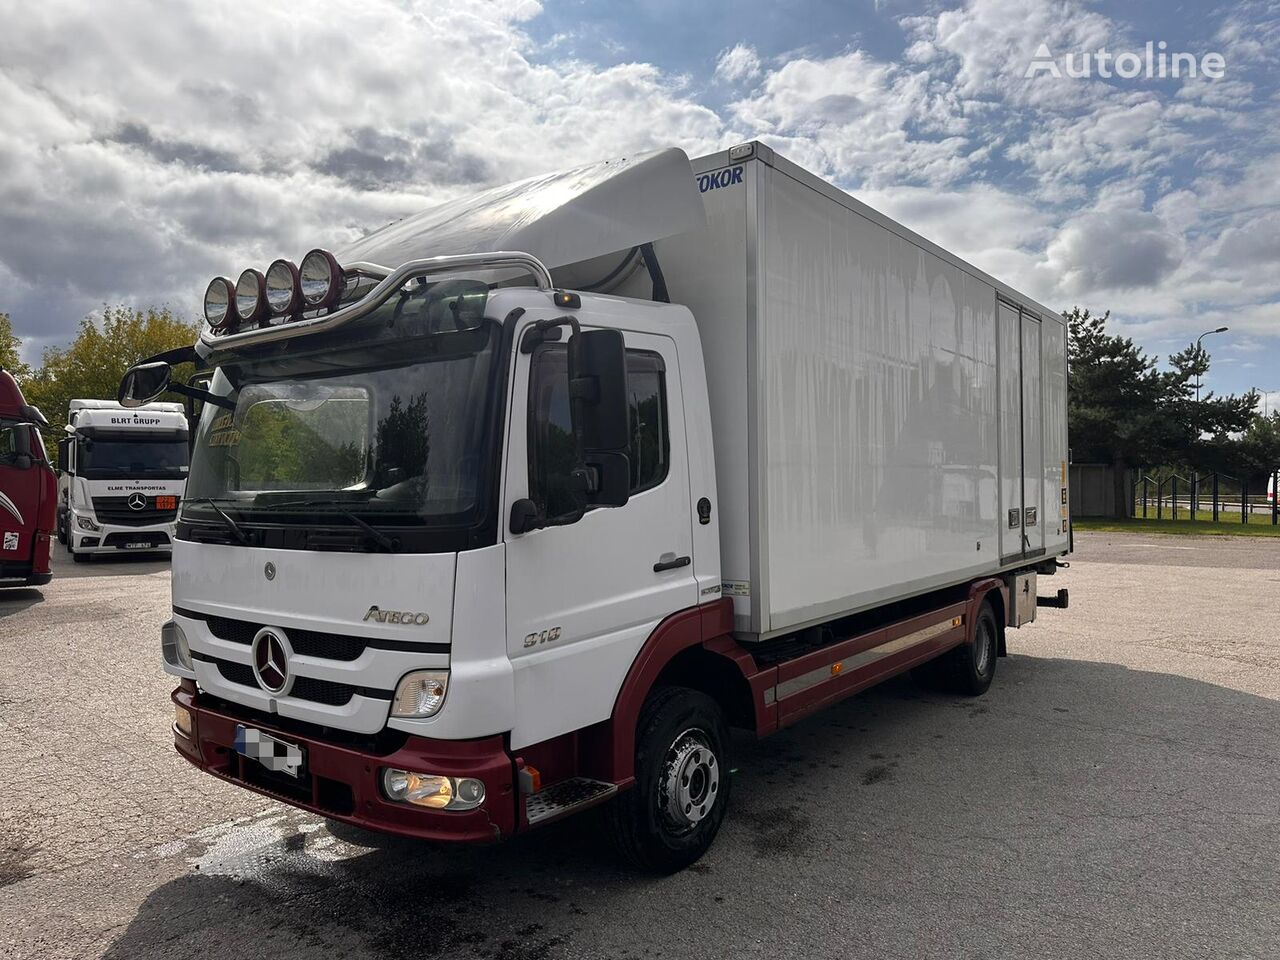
(56, 400, 189, 561)
(120, 144, 1069, 872)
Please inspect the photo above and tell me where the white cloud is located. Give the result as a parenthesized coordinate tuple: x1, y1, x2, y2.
(714, 43, 762, 84)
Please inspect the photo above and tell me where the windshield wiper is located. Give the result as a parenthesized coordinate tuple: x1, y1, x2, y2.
(336, 508, 398, 552)
(184, 497, 251, 546)
(258, 497, 399, 552)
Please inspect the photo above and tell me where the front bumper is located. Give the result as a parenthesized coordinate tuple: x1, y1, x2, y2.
(74, 523, 174, 553)
(172, 686, 516, 842)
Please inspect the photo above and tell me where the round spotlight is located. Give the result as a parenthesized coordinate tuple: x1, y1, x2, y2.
(300, 248, 343, 310)
(265, 259, 301, 317)
(235, 268, 269, 324)
(203, 277, 236, 332)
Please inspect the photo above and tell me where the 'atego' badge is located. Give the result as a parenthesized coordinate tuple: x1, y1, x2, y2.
(364, 606, 430, 626)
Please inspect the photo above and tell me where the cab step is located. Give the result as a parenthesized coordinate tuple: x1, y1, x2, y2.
(525, 777, 618, 826)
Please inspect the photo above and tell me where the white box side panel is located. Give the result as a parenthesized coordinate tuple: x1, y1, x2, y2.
(649, 159, 756, 630)
(1042, 316, 1070, 552)
(758, 164, 1002, 632)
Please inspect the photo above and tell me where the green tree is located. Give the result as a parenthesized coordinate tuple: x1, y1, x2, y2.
(1238, 411, 1280, 489)
(0, 313, 32, 379)
(1067, 307, 1259, 517)
(23, 305, 198, 455)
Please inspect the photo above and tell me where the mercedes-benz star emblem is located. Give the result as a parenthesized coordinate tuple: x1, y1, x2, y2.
(127, 493, 147, 511)
(263, 562, 276, 581)
(251, 628, 291, 695)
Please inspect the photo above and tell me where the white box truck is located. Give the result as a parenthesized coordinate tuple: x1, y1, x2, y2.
(55, 400, 189, 561)
(119, 142, 1069, 872)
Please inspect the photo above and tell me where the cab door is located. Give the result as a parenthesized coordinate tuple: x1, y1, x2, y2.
(0, 424, 38, 563)
(503, 323, 696, 750)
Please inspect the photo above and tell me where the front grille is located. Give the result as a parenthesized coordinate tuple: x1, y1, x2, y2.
(200, 693, 409, 755)
(203, 615, 369, 661)
(207, 656, 387, 708)
(176, 608, 449, 662)
(92, 497, 178, 527)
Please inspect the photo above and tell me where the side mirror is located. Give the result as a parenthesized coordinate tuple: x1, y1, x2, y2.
(12, 453, 32, 471)
(568, 329, 631, 507)
(118, 361, 173, 408)
(57, 438, 70, 474)
(509, 498, 541, 535)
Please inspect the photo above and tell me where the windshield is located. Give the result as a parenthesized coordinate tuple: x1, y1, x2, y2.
(183, 281, 506, 549)
(78, 434, 189, 480)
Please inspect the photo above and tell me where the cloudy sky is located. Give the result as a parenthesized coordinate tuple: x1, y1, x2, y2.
(2, 0, 1277, 399)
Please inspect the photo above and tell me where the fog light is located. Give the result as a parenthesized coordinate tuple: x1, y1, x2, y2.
(381, 768, 485, 811)
(174, 704, 193, 738)
(391, 670, 449, 718)
(76, 515, 100, 532)
(161, 620, 193, 670)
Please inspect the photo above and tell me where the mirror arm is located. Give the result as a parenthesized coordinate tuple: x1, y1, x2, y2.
(164, 381, 236, 411)
(137, 344, 200, 368)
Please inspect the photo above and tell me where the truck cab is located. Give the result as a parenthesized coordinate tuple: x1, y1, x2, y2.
(56, 400, 189, 561)
(0, 368, 56, 587)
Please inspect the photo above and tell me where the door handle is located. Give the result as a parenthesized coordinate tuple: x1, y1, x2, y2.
(653, 554, 691, 573)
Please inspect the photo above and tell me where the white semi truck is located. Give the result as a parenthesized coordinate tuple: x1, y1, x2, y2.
(120, 142, 1070, 872)
(56, 400, 189, 561)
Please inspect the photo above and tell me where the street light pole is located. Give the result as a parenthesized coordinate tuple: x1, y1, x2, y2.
(1195, 326, 1229, 404)
(1193, 326, 1229, 518)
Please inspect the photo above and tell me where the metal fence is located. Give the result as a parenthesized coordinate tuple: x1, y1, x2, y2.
(1134, 470, 1279, 525)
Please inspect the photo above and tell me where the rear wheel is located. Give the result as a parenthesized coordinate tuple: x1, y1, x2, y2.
(609, 687, 731, 873)
(913, 600, 999, 696)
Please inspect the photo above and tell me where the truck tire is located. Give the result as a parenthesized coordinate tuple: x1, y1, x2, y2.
(935, 601, 999, 696)
(56, 515, 66, 545)
(608, 686, 731, 874)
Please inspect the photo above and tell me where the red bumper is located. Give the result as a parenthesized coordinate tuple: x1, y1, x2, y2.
(172, 687, 516, 842)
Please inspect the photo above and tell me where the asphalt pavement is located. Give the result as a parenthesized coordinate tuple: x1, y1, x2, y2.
(1, 533, 1278, 959)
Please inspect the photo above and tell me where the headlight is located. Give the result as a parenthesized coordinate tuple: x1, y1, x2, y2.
(76, 515, 100, 532)
(300, 248, 343, 309)
(391, 670, 449, 718)
(204, 276, 236, 332)
(161, 620, 193, 670)
(381, 768, 485, 811)
(265, 259, 301, 316)
(235, 268, 269, 324)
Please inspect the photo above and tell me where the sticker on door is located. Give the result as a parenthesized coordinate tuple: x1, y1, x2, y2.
(3, 532, 18, 551)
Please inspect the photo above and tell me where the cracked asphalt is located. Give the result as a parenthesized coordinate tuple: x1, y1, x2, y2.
(1, 533, 1278, 959)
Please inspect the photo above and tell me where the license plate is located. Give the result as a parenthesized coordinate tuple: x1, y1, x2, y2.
(124, 541, 151, 549)
(234, 724, 305, 778)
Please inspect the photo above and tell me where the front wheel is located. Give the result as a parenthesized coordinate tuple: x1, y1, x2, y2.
(608, 687, 731, 873)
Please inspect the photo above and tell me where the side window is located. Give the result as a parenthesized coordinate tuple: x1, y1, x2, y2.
(527, 347, 579, 522)
(0, 428, 15, 461)
(527, 345, 671, 522)
(626, 352, 668, 493)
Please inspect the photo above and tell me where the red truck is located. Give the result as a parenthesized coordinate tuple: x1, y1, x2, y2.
(0, 367, 56, 587)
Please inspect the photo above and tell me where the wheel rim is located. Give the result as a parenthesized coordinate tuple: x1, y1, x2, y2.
(974, 619, 994, 676)
(658, 728, 720, 835)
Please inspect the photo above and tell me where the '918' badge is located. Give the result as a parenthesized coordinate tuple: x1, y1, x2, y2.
(523, 626, 562, 648)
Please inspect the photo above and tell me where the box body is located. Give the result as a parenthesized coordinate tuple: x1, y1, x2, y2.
(620, 144, 1069, 639)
